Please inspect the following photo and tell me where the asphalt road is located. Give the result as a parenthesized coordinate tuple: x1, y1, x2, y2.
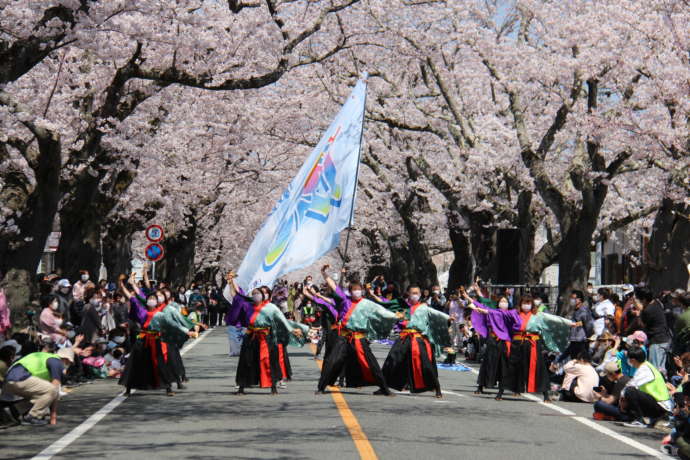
(1, 328, 670, 459)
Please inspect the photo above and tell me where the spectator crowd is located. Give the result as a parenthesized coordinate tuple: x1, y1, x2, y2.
(2, 263, 690, 459)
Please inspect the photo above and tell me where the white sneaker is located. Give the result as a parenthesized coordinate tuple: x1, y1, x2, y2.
(623, 420, 647, 428)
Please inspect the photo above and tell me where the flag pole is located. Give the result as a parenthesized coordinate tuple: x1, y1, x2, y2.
(342, 74, 368, 268)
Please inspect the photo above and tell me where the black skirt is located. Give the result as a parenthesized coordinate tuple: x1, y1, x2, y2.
(119, 335, 176, 390)
(382, 333, 439, 393)
(166, 342, 186, 383)
(235, 331, 282, 388)
(476, 335, 510, 389)
(322, 327, 340, 361)
(277, 343, 292, 381)
(503, 337, 550, 394)
(318, 333, 387, 391)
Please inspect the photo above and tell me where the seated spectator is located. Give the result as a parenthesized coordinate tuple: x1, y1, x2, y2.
(593, 360, 632, 421)
(616, 331, 648, 377)
(664, 385, 690, 458)
(38, 297, 68, 345)
(105, 348, 124, 378)
(3, 348, 74, 426)
(621, 346, 672, 428)
(591, 331, 617, 369)
(560, 350, 599, 403)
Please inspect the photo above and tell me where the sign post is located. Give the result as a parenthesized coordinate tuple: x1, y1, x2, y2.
(145, 225, 165, 282)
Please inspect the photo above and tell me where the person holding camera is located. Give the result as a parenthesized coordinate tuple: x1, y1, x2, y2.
(592, 360, 632, 421)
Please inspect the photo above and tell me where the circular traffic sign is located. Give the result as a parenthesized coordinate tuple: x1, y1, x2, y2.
(145, 224, 164, 242)
(144, 243, 165, 262)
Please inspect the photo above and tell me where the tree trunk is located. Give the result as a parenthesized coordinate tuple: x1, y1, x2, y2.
(447, 227, 473, 290)
(517, 191, 538, 284)
(0, 129, 61, 312)
(102, 227, 133, 281)
(646, 199, 690, 292)
(56, 168, 138, 281)
(157, 218, 197, 286)
(468, 210, 497, 282)
(556, 212, 598, 315)
(55, 195, 103, 281)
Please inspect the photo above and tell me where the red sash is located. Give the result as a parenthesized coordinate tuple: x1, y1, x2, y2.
(143, 302, 169, 386)
(518, 311, 538, 393)
(400, 329, 432, 390)
(277, 343, 288, 379)
(249, 301, 269, 326)
(248, 301, 272, 387)
(340, 298, 362, 329)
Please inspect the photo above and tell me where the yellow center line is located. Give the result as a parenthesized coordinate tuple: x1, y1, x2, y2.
(311, 344, 378, 460)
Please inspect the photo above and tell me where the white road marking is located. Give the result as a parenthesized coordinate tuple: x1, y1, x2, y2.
(31, 328, 213, 460)
(441, 389, 467, 398)
(572, 416, 672, 459)
(464, 364, 671, 458)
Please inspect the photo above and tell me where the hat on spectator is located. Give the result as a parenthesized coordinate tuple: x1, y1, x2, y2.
(106, 282, 117, 292)
(597, 331, 615, 342)
(0, 339, 22, 354)
(57, 347, 75, 364)
(625, 330, 647, 345)
(57, 279, 72, 288)
(604, 360, 620, 374)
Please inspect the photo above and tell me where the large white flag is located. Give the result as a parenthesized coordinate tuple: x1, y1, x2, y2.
(236, 76, 367, 289)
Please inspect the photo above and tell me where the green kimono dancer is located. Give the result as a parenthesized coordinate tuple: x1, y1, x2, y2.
(383, 301, 449, 396)
(316, 290, 398, 394)
(236, 301, 304, 393)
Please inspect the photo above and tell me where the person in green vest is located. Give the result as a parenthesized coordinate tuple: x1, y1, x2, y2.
(3, 347, 74, 426)
(621, 346, 672, 428)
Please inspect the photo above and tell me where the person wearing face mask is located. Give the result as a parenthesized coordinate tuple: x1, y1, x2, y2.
(556, 290, 595, 367)
(155, 288, 198, 390)
(224, 272, 307, 395)
(72, 270, 95, 304)
(427, 285, 446, 312)
(39, 297, 69, 345)
(380, 285, 450, 398)
(53, 279, 73, 322)
(463, 288, 522, 399)
(118, 279, 196, 397)
(80, 291, 106, 344)
(256, 285, 293, 388)
(503, 295, 574, 402)
(301, 285, 339, 360)
(314, 265, 397, 396)
(592, 288, 615, 336)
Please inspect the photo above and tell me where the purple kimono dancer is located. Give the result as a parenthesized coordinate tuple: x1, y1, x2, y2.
(470, 300, 522, 341)
(331, 286, 354, 318)
(470, 300, 522, 397)
(225, 287, 254, 328)
(224, 287, 254, 357)
(313, 296, 339, 323)
(129, 294, 148, 326)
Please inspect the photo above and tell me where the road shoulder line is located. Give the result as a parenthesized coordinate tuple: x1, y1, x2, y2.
(31, 328, 214, 460)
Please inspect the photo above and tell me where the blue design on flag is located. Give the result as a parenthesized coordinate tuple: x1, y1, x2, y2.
(236, 76, 367, 289)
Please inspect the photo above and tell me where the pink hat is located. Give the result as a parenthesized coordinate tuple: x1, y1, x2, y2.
(625, 330, 647, 345)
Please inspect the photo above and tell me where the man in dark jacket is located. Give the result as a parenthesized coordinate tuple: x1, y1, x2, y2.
(557, 290, 594, 363)
(53, 279, 73, 322)
(636, 286, 671, 377)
